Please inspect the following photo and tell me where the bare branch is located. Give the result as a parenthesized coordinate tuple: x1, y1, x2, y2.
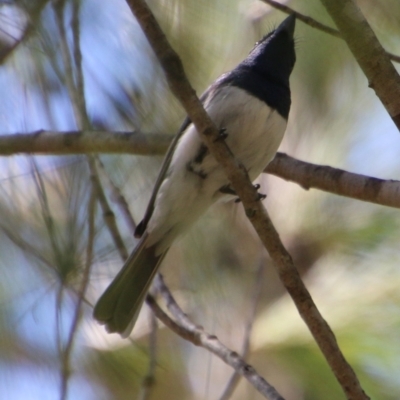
(260, 0, 400, 63)
(148, 276, 285, 400)
(125, 1, 369, 398)
(319, 0, 400, 130)
(0, 131, 399, 211)
(266, 153, 400, 208)
(0, 130, 170, 155)
(262, 0, 341, 37)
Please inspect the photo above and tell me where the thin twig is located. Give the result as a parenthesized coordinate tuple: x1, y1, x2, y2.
(53, 4, 105, 400)
(146, 288, 285, 400)
(126, 1, 369, 398)
(219, 259, 265, 400)
(53, 0, 84, 128)
(93, 171, 129, 260)
(30, 158, 65, 267)
(260, 0, 400, 63)
(71, 0, 88, 122)
(96, 158, 137, 235)
(0, 223, 51, 267)
(56, 0, 130, 263)
(137, 313, 158, 400)
(60, 178, 97, 400)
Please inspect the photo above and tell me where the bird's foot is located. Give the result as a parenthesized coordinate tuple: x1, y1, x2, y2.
(214, 128, 228, 142)
(220, 184, 266, 202)
(253, 184, 267, 201)
(219, 184, 236, 196)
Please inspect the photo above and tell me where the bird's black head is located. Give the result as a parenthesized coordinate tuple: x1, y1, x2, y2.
(242, 14, 296, 88)
(212, 14, 296, 118)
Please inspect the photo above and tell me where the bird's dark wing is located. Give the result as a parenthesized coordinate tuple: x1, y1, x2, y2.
(134, 87, 215, 238)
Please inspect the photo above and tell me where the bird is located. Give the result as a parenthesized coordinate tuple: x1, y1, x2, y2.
(94, 14, 296, 337)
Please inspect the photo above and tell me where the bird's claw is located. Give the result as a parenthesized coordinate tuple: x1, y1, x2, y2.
(253, 184, 266, 201)
(221, 184, 266, 202)
(257, 192, 267, 201)
(214, 128, 228, 142)
(219, 184, 236, 196)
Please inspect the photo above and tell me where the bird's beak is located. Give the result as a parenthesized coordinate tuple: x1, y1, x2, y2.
(277, 14, 296, 38)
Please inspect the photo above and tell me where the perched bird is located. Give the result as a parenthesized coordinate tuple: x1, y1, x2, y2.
(94, 14, 296, 337)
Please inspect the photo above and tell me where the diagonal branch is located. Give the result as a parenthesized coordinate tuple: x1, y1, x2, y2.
(149, 275, 285, 400)
(125, 0, 369, 398)
(96, 158, 137, 235)
(319, 0, 400, 130)
(260, 0, 400, 63)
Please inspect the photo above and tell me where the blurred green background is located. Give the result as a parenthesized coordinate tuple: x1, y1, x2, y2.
(1, 0, 400, 399)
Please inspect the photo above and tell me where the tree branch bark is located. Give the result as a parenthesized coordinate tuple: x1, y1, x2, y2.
(266, 153, 400, 209)
(0, 130, 170, 155)
(147, 275, 285, 400)
(2, 130, 399, 210)
(319, 0, 400, 130)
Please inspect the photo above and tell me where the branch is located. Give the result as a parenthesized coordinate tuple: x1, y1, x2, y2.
(148, 275, 285, 400)
(319, 0, 400, 130)
(92, 169, 129, 260)
(1, 131, 399, 210)
(260, 0, 400, 63)
(125, 1, 369, 398)
(0, 130, 170, 155)
(265, 153, 400, 209)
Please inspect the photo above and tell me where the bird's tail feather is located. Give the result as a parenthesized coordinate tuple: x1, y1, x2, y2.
(93, 236, 167, 337)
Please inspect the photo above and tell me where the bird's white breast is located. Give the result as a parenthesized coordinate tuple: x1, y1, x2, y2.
(147, 86, 287, 251)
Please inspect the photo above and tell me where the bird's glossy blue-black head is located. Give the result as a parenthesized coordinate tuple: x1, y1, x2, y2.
(244, 14, 296, 87)
(216, 14, 296, 118)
